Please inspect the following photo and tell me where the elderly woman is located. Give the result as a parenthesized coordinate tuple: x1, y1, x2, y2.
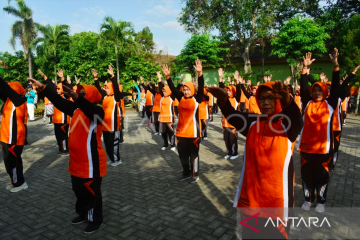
(207, 80, 303, 239)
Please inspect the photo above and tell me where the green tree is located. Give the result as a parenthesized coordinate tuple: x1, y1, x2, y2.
(135, 27, 156, 53)
(339, 15, 360, 79)
(33, 24, 70, 83)
(176, 34, 228, 81)
(121, 54, 161, 90)
(99, 17, 136, 83)
(3, 0, 37, 78)
(271, 16, 329, 84)
(0, 51, 31, 85)
(179, 0, 321, 75)
(57, 32, 115, 85)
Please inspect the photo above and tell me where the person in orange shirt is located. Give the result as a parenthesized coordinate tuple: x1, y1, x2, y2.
(298, 50, 341, 213)
(29, 74, 107, 233)
(207, 79, 302, 240)
(139, 76, 154, 125)
(92, 67, 131, 167)
(0, 77, 28, 193)
(43, 96, 54, 124)
(162, 59, 204, 184)
(151, 75, 162, 135)
(38, 69, 71, 156)
(199, 89, 210, 140)
(218, 68, 241, 160)
(157, 76, 176, 150)
(239, 79, 262, 114)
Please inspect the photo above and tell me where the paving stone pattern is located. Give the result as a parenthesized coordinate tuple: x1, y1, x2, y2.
(0, 109, 359, 239)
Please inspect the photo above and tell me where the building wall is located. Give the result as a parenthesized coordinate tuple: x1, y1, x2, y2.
(173, 60, 334, 86)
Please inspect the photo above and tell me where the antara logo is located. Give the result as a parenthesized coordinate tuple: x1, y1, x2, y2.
(239, 212, 261, 233)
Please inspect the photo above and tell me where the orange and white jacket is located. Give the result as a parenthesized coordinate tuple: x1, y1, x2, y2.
(219, 82, 303, 224)
(159, 86, 175, 123)
(53, 83, 70, 124)
(42, 84, 107, 178)
(298, 72, 340, 155)
(0, 81, 26, 145)
(199, 89, 209, 120)
(165, 76, 205, 138)
(153, 93, 162, 112)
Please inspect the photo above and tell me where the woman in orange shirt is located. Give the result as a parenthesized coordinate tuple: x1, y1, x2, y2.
(0, 77, 28, 192)
(298, 50, 341, 213)
(162, 59, 204, 184)
(207, 80, 302, 240)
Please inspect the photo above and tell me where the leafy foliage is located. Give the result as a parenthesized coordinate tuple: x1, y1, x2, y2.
(176, 34, 228, 77)
(135, 27, 156, 53)
(0, 51, 31, 85)
(271, 17, 329, 67)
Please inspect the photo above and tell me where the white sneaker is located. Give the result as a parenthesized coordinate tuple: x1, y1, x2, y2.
(224, 155, 230, 159)
(107, 160, 112, 165)
(315, 203, 325, 213)
(10, 182, 28, 193)
(6, 183, 13, 190)
(203, 137, 208, 140)
(230, 155, 239, 160)
(111, 160, 122, 167)
(161, 147, 166, 151)
(154, 132, 158, 135)
(301, 201, 312, 211)
(170, 147, 176, 151)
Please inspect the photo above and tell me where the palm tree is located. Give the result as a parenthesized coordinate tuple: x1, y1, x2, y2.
(100, 16, 136, 82)
(3, 0, 36, 78)
(33, 24, 70, 82)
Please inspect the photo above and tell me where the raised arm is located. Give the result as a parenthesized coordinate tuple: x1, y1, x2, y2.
(162, 64, 183, 101)
(240, 84, 251, 99)
(75, 95, 104, 124)
(0, 77, 26, 107)
(195, 72, 204, 103)
(91, 69, 106, 99)
(300, 52, 315, 107)
(280, 99, 303, 142)
(107, 65, 121, 102)
(328, 48, 341, 109)
(157, 72, 164, 97)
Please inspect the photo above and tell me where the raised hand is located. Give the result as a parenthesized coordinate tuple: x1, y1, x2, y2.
(329, 48, 339, 68)
(352, 65, 360, 75)
(247, 80, 251, 86)
(193, 59, 203, 76)
(91, 69, 98, 80)
(161, 64, 171, 78)
(75, 75, 81, 85)
(320, 72, 326, 81)
(342, 74, 348, 81)
(62, 85, 78, 101)
(271, 80, 290, 106)
(38, 69, 47, 80)
(269, 74, 273, 82)
(303, 52, 315, 68)
(107, 65, 115, 79)
(67, 75, 71, 84)
(151, 77, 155, 84)
(257, 81, 260, 86)
(239, 75, 244, 84)
(156, 71, 162, 82)
(57, 69, 64, 79)
(218, 68, 224, 78)
(27, 78, 45, 90)
(234, 70, 239, 81)
(180, 75, 186, 81)
(227, 77, 231, 82)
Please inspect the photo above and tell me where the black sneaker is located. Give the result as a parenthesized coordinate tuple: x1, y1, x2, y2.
(72, 216, 86, 225)
(84, 222, 103, 234)
(178, 174, 191, 182)
(188, 176, 199, 184)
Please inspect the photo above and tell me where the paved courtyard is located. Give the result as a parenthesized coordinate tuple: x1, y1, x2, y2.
(0, 108, 360, 240)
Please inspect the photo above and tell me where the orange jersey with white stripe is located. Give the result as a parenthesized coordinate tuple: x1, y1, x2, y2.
(102, 95, 120, 132)
(153, 93, 162, 112)
(298, 100, 334, 154)
(199, 98, 208, 120)
(145, 91, 154, 106)
(159, 97, 174, 123)
(342, 97, 349, 112)
(176, 97, 201, 138)
(0, 99, 26, 145)
(173, 98, 179, 107)
(222, 98, 238, 128)
(68, 109, 107, 178)
(53, 106, 70, 124)
(248, 96, 261, 114)
(234, 119, 293, 220)
(294, 96, 301, 110)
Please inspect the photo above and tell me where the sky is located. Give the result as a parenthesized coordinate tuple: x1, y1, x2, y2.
(0, 0, 191, 56)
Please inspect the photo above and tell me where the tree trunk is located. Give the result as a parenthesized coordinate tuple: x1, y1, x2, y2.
(290, 65, 295, 88)
(28, 51, 33, 78)
(242, 43, 252, 75)
(115, 45, 120, 83)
